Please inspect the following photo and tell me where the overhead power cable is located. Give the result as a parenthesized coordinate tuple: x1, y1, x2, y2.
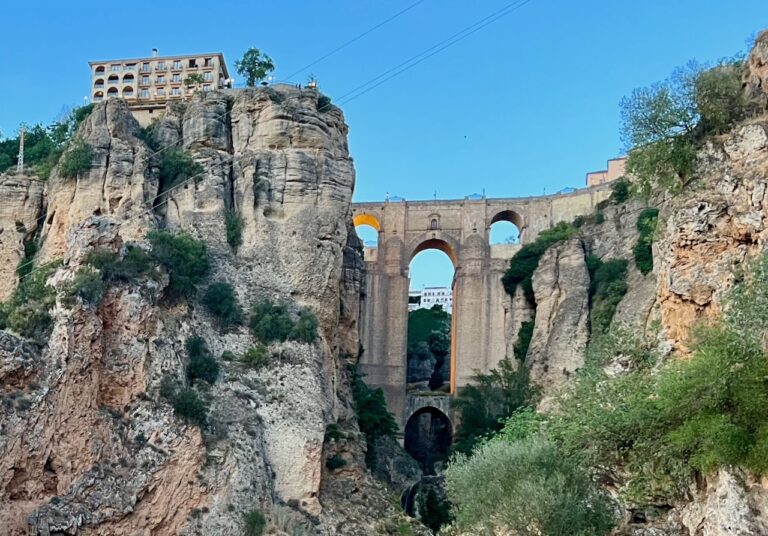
(283, 0, 428, 81)
(14, 0, 536, 282)
(336, 0, 533, 106)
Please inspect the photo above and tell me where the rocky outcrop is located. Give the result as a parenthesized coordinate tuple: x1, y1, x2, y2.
(655, 122, 768, 349)
(0, 174, 45, 300)
(39, 99, 158, 262)
(0, 87, 418, 535)
(744, 30, 768, 115)
(526, 238, 590, 402)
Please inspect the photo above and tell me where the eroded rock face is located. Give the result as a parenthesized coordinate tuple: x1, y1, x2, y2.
(655, 123, 768, 349)
(744, 30, 768, 114)
(39, 99, 158, 262)
(679, 469, 768, 536)
(526, 238, 589, 403)
(0, 174, 45, 300)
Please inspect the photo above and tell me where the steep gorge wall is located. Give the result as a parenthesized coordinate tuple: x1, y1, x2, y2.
(0, 89, 420, 536)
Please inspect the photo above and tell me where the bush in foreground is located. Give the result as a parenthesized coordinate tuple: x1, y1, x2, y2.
(445, 438, 616, 535)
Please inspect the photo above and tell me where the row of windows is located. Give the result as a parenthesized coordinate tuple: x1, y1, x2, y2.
(94, 58, 215, 75)
(94, 73, 214, 89)
(93, 85, 214, 101)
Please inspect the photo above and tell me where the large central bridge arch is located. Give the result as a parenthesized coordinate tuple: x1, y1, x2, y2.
(353, 185, 611, 429)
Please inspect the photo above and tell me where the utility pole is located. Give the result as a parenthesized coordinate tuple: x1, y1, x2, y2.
(16, 125, 25, 174)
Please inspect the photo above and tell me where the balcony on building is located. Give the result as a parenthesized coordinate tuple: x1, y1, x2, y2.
(122, 87, 135, 99)
(171, 61, 182, 71)
(93, 91, 104, 102)
(95, 65, 105, 75)
(156, 63, 167, 72)
(107, 87, 119, 98)
(94, 79, 105, 89)
(107, 75, 119, 85)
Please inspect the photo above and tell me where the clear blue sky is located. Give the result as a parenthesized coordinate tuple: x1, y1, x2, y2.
(1, 0, 763, 289)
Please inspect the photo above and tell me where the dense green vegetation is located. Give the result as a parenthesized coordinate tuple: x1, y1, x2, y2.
(621, 60, 747, 195)
(0, 104, 94, 178)
(407, 305, 451, 390)
(235, 48, 275, 87)
(349, 364, 398, 467)
(512, 320, 534, 362)
(58, 138, 94, 179)
(157, 148, 204, 192)
(586, 256, 629, 334)
(172, 387, 208, 426)
(325, 453, 347, 470)
(85, 245, 154, 284)
(317, 95, 333, 112)
(501, 221, 577, 304)
(65, 268, 105, 307)
(225, 210, 244, 251)
(203, 282, 242, 328)
(449, 255, 768, 531)
(446, 438, 616, 535)
(147, 231, 211, 299)
(243, 510, 266, 536)
(241, 344, 268, 369)
(451, 358, 533, 455)
(249, 300, 318, 344)
(250, 300, 293, 342)
(185, 336, 219, 385)
(633, 208, 659, 275)
(0, 261, 61, 343)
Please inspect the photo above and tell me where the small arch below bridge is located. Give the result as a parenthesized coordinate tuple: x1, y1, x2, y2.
(404, 400, 452, 474)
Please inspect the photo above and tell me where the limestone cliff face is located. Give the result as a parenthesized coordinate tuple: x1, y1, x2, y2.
(0, 175, 45, 300)
(655, 122, 768, 349)
(0, 88, 415, 535)
(526, 238, 589, 403)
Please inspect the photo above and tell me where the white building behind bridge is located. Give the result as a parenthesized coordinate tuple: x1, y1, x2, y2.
(408, 286, 452, 314)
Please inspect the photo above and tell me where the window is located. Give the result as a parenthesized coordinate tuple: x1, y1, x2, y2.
(204, 57, 212, 67)
(203, 84, 211, 92)
(172, 74, 181, 83)
(157, 62, 166, 71)
(139, 89, 150, 98)
(141, 76, 150, 85)
(157, 87, 166, 96)
(430, 218, 439, 230)
(110, 64, 121, 71)
(94, 79, 104, 88)
(203, 71, 213, 81)
(156, 75, 165, 84)
(172, 60, 182, 70)
(189, 58, 197, 68)
(171, 87, 182, 96)
(95, 65, 106, 74)
(141, 63, 151, 72)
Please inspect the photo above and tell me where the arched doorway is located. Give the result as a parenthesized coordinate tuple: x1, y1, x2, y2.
(404, 407, 452, 474)
(407, 239, 456, 394)
(489, 210, 523, 245)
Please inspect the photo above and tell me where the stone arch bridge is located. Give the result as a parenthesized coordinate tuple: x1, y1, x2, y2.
(352, 184, 611, 430)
